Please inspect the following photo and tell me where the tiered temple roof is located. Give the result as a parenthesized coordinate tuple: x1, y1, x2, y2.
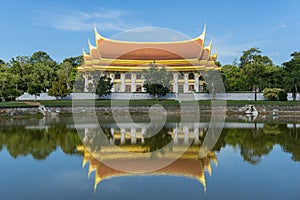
(78, 25, 220, 72)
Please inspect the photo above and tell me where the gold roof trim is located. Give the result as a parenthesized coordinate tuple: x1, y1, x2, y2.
(197, 23, 206, 41)
(94, 24, 102, 45)
(93, 25, 205, 44)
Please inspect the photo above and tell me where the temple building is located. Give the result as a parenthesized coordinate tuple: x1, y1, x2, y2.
(78, 25, 220, 93)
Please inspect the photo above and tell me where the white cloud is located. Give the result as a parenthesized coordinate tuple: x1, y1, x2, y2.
(35, 8, 148, 32)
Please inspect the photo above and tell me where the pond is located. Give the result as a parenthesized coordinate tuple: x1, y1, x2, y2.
(0, 117, 299, 200)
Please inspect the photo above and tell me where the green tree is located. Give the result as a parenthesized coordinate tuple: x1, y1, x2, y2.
(283, 70, 300, 101)
(8, 52, 57, 99)
(0, 69, 21, 101)
(62, 56, 83, 89)
(263, 88, 287, 101)
(282, 51, 300, 72)
(283, 52, 300, 101)
(9, 56, 32, 93)
(95, 75, 113, 98)
(26, 62, 55, 101)
(222, 64, 247, 91)
(73, 73, 85, 92)
(48, 61, 74, 98)
(264, 65, 285, 89)
(0, 59, 6, 69)
(240, 47, 273, 68)
(48, 80, 71, 99)
(142, 62, 172, 99)
(222, 48, 277, 93)
(238, 48, 275, 100)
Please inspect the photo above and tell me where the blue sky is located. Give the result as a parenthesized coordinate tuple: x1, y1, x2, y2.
(1, 0, 300, 65)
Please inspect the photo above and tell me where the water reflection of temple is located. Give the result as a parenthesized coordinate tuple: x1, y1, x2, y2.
(81, 123, 209, 146)
(77, 122, 218, 192)
(77, 145, 217, 192)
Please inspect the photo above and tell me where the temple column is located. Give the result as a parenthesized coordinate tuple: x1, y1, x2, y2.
(173, 126, 178, 145)
(110, 73, 115, 92)
(131, 128, 136, 144)
(121, 73, 125, 92)
(84, 73, 89, 92)
(141, 128, 146, 144)
(184, 126, 189, 145)
(110, 128, 115, 143)
(131, 73, 136, 92)
(173, 73, 178, 93)
(200, 128, 204, 137)
(195, 73, 199, 93)
(184, 73, 188, 93)
(142, 77, 146, 92)
(90, 73, 94, 91)
(83, 127, 89, 143)
(121, 128, 125, 144)
(194, 123, 200, 145)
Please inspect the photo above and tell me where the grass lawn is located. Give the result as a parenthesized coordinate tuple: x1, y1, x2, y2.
(0, 102, 35, 107)
(40, 99, 180, 107)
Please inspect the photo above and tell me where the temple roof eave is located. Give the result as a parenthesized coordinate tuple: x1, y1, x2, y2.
(78, 65, 215, 72)
(81, 58, 212, 66)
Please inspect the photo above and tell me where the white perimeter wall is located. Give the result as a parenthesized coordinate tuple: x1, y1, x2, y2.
(16, 92, 300, 101)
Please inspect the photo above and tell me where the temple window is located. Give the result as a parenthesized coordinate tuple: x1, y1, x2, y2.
(125, 128, 131, 132)
(188, 73, 195, 80)
(115, 83, 121, 92)
(189, 84, 195, 91)
(136, 73, 142, 79)
(178, 84, 184, 93)
(125, 73, 131, 79)
(178, 73, 184, 79)
(125, 85, 131, 92)
(136, 85, 142, 92)
(115, 72, 121, 79)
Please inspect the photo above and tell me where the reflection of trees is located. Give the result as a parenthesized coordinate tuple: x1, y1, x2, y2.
(281, 124, 300, 162)
(143, 127, 173, 154)
(223, 124, 300, 164)
(1, 122, 300, 164)
(0, 126, 82, 160)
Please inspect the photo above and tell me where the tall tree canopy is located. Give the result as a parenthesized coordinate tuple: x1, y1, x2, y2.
(48, 56, 83, 98)
(142, 62, 172, 99)
(239, 47, 273, 68)
(222, 47, 283, 95)
(282, 52, 300, 101)
(282, 51, 300, 72)
(8, 52, 57, 100)
(95, 75, 113, 98)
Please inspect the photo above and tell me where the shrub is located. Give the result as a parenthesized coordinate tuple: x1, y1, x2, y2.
(278, 90, 288, 101)
(263, 88, 287, 101)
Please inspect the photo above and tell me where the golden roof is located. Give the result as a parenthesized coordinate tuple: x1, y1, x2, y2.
(79, 25, 219, 72)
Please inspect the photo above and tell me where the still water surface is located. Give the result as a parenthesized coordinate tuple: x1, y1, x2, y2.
(0, 117, 299, 200)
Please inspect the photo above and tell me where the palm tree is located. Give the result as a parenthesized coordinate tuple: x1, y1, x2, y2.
(283, 70, 300, 101)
